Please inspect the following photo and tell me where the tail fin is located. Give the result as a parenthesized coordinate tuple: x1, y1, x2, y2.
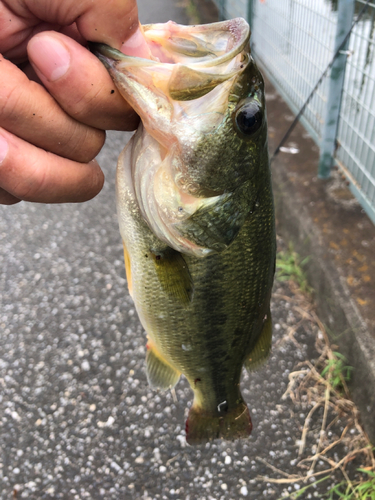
(185, 401, 252, 445)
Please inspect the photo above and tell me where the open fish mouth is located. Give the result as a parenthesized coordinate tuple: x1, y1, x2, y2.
(91, 18, 250, 105)
(90, 19, 259, 258)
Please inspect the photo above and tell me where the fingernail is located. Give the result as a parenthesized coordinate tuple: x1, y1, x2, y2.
(0, 134, 9, 164)
(121, 26, 152, 59)
(28, 35, 70, 81)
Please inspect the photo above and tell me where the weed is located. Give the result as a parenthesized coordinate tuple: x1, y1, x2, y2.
(325, 468, 375, 499)
(278, 475, 331, 499)
(260, 274, 374, 499)
(321, 351, 353, 394)
(276, 243, 312, 293)
(278, 469, 375, 499)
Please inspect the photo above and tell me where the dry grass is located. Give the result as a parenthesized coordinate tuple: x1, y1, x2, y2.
(258, 274, 374, 499)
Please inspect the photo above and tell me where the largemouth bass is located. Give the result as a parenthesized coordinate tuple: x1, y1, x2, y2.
(92, 18, 276, 445)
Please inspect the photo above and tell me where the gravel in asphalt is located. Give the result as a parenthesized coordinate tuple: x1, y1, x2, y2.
(1, 130, 360, 499)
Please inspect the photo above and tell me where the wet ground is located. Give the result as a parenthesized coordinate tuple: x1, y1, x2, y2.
(0, 1, 371, 499)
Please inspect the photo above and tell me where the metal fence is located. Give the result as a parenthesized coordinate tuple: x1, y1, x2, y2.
(213, 0, 375, 225)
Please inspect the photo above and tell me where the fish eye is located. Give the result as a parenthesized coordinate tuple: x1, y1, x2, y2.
(235, 101, 263, 136)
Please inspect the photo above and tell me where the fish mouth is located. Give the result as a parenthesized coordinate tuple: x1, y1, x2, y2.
(90, 18, 250, 107)
(90, 18, 251, 149)
(92, 18, 249, 64)
(91, 19, 252, 258)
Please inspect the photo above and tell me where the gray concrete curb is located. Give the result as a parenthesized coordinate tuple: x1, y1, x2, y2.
(265, 81, 375, 444)
(270, 133, 375, 444)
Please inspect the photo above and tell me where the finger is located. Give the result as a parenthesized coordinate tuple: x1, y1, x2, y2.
(9, 0, 140, 49)
(0, 128, 104, 203)
(0, 54, 105, 163)
(27, 31, 139, 131)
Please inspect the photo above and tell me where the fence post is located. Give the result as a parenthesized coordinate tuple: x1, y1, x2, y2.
(248, 0, 253, 29)
(218, 0, 226, 20)
(318, 0, 355, 179)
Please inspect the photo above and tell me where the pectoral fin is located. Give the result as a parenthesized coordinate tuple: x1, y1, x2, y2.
(150, 247, 193, 304)
(146, 343, 180, 390)
(244, 310, 272, 372)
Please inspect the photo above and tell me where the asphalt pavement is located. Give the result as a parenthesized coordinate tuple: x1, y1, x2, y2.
(0, 1, 356, 499)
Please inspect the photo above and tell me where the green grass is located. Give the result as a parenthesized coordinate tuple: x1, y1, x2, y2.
(321, 351, 353, 393)
(276, 243, 312, 293)
(274, 244, 374, 499)
(278, 470, 375, 499)
(326, 469, 375, 499)
(277, 476, 331, 499)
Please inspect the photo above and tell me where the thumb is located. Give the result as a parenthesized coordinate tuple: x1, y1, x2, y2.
(13, 0, 140, 49)
(27, 31, 139, 131)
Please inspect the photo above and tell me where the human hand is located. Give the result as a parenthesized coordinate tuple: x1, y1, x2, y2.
(0, 0, 147, 205)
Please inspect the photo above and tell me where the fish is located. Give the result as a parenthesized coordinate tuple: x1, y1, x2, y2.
(91, 17, 276, 445)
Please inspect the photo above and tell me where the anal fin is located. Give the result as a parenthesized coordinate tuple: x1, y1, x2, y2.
(244, 309, 272, 372)
(146, 343, 180, 390)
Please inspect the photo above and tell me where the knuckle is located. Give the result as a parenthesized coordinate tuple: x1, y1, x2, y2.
(61, 124, 105, 163)
(67, 84, 105, 118)
(0, 83, 24, 118)
(0, 61, 34, 119)
(11, 158, 48, 201)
